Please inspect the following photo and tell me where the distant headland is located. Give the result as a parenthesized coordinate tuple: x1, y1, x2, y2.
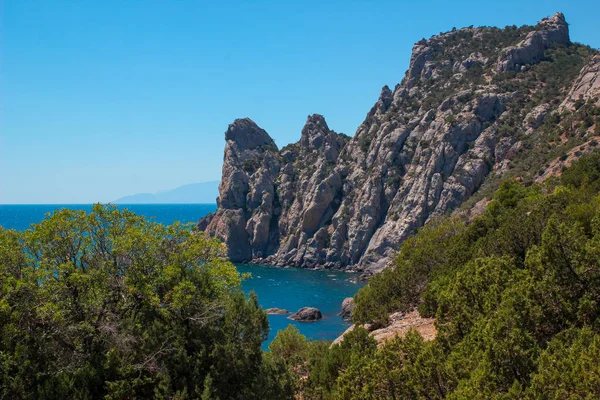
(113, 181, 219, 204)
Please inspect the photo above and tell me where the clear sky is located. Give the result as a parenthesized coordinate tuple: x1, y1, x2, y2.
(1, 1, 599, 204)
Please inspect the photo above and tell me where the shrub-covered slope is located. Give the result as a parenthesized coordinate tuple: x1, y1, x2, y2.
(270, 153, 600, 399)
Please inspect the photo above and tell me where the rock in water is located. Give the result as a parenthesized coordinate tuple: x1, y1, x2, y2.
(264, 308, 289, 315)
(338, 298, 355, 321)
(288, 307, 323, 322)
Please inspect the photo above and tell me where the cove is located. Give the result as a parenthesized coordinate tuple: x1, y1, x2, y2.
(0, 205, 365, 348)
(237, 264, 364, 347)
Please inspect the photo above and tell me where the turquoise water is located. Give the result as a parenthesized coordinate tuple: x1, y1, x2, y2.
(238, 264, 361, 347)
(0, 204, 363, 346)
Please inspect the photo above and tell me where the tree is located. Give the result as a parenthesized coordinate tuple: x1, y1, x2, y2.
(527, 327, 600, 399)
(0, 204, 277, 399)
(293, 153, 600, 398)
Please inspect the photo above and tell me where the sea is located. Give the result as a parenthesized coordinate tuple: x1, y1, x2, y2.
(0, 204, 363, 347)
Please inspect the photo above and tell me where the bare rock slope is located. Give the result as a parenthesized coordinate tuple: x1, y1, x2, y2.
(200, 13, 600, 274)
(331, 310, 437, 347)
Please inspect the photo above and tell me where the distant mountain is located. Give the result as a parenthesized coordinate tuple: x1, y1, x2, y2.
(114, 181, 219, 204)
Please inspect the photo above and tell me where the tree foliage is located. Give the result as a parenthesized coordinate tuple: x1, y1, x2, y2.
(0, 205, 286, 399)
(6, 160, 600, 398)
(275, 153, 600, 399)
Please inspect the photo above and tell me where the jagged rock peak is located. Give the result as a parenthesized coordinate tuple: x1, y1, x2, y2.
(404, 11, 571, 82)
(300, 114, 330, 149)
(225, 118, 277, 151)
(379, 85, 393, 106)
(496, 11, 570, 72)
(541, 12, 567, 27)
(536, 11, 569, 42)
(298, 114, 349, 161)
(367, 86, 393, 118)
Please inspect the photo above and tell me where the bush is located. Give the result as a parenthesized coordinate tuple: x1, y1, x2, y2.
(243, 158, 260, 174)
(289, 154, 600, 398)
(0, 205, 281, 399)
(560, 152, 600, 192)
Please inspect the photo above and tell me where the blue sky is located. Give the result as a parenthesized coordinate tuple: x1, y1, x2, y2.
(1, 1, 599, 204)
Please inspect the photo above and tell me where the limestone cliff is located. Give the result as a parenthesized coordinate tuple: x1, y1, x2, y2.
(200, 13, 600, 274)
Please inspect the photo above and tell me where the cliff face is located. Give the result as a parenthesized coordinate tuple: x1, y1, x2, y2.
(201, 115, 349, 265)
(559, 54, 600, 111)
(200, 12, 600, 274)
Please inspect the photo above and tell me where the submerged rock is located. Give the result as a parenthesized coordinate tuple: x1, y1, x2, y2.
(288, 307, 323, 322)
(264, 308, 289, 315)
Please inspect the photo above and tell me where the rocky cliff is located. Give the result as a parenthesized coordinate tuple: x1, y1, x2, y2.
(200, 12, 600, 274)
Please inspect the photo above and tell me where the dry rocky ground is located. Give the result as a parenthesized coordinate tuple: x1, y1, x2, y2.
(331, 309, 436, 347)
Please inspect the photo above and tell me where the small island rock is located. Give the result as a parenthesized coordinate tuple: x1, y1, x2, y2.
(265, 308, 289, 315)
(288, 307, 322, 322)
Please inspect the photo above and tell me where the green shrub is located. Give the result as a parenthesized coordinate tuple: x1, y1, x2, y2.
(289, 155, 600, 398)
(0, 205, 282, 399)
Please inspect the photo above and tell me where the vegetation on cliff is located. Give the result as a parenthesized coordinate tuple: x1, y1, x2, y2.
(200, 12, 599, 274)
(271, 153, 600, 399)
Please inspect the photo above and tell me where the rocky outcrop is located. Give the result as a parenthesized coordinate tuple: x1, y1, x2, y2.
(524, 103, 552, 133)
(338, 298, 355, 321)
(496, 12, 569, 72)
(265, 308, 289, 315)
(199, 118, 280, 262)
(332, 310, 437, 347)
(200, 13, 598, 273)
(455, 52, 487, 74)
(288, 307, 323, 322)
(560, 54, 600, 111)
(200, 113, 350, 265)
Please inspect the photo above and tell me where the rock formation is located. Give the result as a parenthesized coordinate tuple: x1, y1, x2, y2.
(288, 307, 323, 322)
(200, 13, 600, 274)
(496, 12, 569, 72)
(338, 298, 355, 321)
(560, 54, 600, 111)
(332, 309, 437, 347)
(264, 308, 289, 315)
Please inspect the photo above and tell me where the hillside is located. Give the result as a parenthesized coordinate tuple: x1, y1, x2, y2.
(269, 152, 600, 399)
(199, 12, 600, 275)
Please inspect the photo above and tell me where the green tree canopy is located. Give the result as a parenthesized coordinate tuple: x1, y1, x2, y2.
(0, 204, 281, 399)
(278, 153, 600, 399)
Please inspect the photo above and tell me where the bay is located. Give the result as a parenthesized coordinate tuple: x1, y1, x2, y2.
(0, 204, 362, 346)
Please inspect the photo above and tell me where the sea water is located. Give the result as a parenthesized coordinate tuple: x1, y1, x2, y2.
(238, 263, 361, 346)
(0, 204, 363, 346)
